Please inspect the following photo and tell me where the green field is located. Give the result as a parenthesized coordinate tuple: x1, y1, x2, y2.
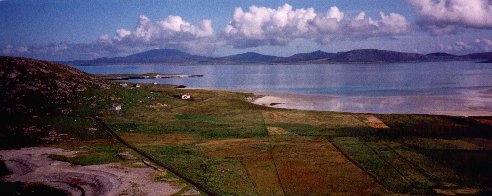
(36, 83, 492, 195)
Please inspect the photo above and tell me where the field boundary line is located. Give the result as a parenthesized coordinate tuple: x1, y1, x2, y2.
(361, 140, 415, 188)
(90, 117, 215, 196)
(266, 136, 287, 196)
(328, 138, 388, 193)
(384, 143, 439, 181)
(238, 159, 260, 195)
(261, 112, 287, 196)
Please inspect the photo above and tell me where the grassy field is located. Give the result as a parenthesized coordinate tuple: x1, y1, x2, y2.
(44, 82, 492, 195)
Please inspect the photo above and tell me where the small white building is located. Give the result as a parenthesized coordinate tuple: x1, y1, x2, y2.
(153, 82, 158, 85)
(110, 103, 122, 111)
(133, 84, 141, 88)
(120, 83, 128, 88)
(181, 94, 191, 100)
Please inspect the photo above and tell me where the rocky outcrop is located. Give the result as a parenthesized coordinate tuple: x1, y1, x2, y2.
(0, 57, 110, 148)
(0, 56, 109, 115)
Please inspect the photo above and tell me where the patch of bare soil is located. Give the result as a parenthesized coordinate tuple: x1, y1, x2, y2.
(251, 95, 287, 107)
(474, 118, 492, 126)
(364, 115, 389, 129)
(267, 127, 290, 136)
(434, 187, 481, 195)
(463, 138, 492, 150)
(0, 147, 183, 196)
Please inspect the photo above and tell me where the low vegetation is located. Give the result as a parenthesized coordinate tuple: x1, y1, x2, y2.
(2, 57, 491, 194)
(46, 82, 490, 195)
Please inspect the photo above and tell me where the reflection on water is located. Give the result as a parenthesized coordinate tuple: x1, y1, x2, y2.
(263, 90, 492, 116)
(75, 61, 492, 115)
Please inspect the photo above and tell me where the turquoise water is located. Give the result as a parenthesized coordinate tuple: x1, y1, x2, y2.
(74, 61, 492, 115)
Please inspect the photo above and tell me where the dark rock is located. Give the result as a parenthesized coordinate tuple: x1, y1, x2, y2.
(200, 163, 207, 171)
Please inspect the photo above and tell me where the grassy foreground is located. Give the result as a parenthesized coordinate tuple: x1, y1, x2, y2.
(46, 82, 492, 195)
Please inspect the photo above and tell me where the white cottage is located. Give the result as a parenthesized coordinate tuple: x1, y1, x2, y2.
(181, 94, 191, 100)
(110, 103, 122, 111)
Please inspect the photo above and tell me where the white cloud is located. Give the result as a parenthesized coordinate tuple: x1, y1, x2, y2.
(2, 44, 13, 54)
(0, 15, 221, 60)
(474, 38, 492, 51)
(116, 29, 131, 40)
(223, 4, 318, 47)
(223, 4, 410, 48)
(408, 0, 492, 34)
(1, 4, 413, 60)
(344, 11, 410, 39)
(439, 38, 492, 52)
(109, 15, 218, 54)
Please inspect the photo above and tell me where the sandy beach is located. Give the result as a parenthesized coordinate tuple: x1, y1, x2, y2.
(251, 88, 492, 116)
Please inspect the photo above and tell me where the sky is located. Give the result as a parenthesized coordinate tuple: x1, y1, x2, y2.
(1, 0, 492, 61)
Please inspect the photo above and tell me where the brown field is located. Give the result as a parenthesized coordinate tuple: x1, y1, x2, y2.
(270, 136, 386, 195)
(8, 83, 490, 195)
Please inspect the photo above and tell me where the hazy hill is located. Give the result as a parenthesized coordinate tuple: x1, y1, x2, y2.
(64, 49, 492, 65)
(214, 52, 281, 63)
(284, 50, 336, 62)
(121, 49, 208, 62)
(330, 49, 424, 63)
(68, 49, 210, 65)
(463, 52, 492, 60)
(425, 52, 457, 57)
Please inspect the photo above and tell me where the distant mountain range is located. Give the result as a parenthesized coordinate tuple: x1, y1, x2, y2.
(63, 49, 492, 66)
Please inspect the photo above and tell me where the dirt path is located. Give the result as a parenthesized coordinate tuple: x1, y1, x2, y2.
(0, 147, 182, 196)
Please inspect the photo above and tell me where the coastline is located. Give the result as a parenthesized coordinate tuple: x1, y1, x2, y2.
(244, 89, 492, 117)
(149, 84, 492, 117)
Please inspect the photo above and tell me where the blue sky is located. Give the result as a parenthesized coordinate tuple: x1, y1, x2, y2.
(1, 0, 492, 60)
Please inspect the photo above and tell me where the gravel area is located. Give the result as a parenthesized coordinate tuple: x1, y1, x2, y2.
(0, 147, 185, 196)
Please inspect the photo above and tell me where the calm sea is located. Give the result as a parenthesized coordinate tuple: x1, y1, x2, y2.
(74, 61, 492, 115)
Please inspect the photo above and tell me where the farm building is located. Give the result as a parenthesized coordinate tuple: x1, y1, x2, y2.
(110, 103, 122, 111)
(133, 84, 141, 88)
(120, 83, 128, 87)
(181, 94, 191, 100)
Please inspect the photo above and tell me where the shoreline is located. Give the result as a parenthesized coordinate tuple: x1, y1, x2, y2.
(156, 84, 492, 117)
(97, 73, 203, 80)
(233, 89, 492, 117)
(182, 85, 492, 117)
